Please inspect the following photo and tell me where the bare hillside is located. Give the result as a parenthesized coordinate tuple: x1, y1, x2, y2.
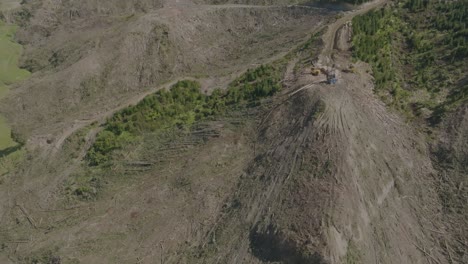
(0, 0, 465, 263)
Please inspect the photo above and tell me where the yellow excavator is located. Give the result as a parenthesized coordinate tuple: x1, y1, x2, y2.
(311, 66, 338, 84)
(311, 67, 321, 76)
(311, 67, 330, 76)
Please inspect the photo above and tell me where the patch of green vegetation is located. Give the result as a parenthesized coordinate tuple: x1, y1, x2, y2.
(0, 115, 15, 149)
(352, 8, 409, 112)
(19, 246, 61, 264)
(0, 148, 25, 180)
(0, 20, 30, 150)
(352, 0, 468, 123)
(226, 65, 282, 105)
(62, 126, 93, 159)
(0, 22, 30, 85)
(64, 171, 103, 201)
(345, 241, 362, 264)
(313, 99, 326, 118)
(87, 64, 283, 166)
(342, 0, 371, 4)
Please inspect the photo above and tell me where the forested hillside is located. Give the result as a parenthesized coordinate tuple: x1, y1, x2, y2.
(352, 0, 467, 123)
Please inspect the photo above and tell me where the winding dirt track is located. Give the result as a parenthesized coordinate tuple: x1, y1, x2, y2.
(318, 0, 387, 65)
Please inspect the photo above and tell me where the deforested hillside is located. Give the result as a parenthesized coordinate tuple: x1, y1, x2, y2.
(0, 0, 330, 145)
(0, 0, 466, 263)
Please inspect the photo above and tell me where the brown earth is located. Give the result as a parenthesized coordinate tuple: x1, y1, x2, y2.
(0, 0, 465, 263)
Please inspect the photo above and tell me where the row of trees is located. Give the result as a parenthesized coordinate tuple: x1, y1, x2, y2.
(226, 65, 281, 103)
(87, 65, 283, 165)
(352, 9, 397, 95)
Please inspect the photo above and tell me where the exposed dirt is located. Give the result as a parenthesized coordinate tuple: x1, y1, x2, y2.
(0, 0, 463, 263)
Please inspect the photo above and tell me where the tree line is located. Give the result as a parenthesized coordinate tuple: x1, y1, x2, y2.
(87, 65, 282, 165)
(352, 0, 467, 121)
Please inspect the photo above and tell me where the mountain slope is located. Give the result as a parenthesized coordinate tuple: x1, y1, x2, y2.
(0, 0, 465, 263)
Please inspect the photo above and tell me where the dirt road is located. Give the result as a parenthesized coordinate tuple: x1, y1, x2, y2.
(318, 0, 387, 65)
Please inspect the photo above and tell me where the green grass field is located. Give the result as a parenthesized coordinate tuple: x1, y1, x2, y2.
(0, 21, 30, 150)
